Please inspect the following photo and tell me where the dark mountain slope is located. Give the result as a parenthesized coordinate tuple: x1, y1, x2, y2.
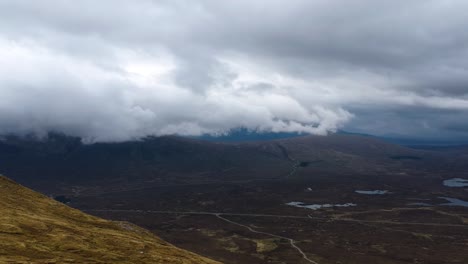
(0, 134, 291, 193)
(0, 133, 451, 195)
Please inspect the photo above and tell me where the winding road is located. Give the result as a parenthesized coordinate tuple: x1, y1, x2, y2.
(84, 209, 468, 228)
(215, 213, 319, 264)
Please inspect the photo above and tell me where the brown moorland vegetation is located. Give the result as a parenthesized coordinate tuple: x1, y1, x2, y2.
(0, 175, 220, 264)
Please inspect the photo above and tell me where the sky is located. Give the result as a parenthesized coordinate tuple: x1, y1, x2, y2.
(0, 0, 468, 142)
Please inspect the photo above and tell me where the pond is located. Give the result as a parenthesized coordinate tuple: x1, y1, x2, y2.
(443, 178, 468, 187)
(286, 201, 356, 210)
(407, 202, 431, 207)
(355, 190, 389, 195)
(439, 197, 468, 208)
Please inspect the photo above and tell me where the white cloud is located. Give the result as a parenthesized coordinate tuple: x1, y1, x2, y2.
(0, 0, 468, 141)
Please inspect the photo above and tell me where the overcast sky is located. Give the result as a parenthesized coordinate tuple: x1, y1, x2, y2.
(1, 0, 468, 142)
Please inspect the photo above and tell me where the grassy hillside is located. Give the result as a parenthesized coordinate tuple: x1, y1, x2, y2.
(0, 175, 220, 264)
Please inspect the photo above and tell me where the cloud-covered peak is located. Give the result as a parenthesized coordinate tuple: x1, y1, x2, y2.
(0, 1, 467, 142)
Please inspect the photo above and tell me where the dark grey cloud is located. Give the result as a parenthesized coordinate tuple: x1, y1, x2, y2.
(0, 0, 467, 142)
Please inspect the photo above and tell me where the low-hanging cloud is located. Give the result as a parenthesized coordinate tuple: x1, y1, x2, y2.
(0, 0, 468, 142)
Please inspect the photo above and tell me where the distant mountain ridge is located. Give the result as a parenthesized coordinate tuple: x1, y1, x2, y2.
(192, 128, 304, 142)
(193, 128, 468, 146)
(0, 132, 453, 196)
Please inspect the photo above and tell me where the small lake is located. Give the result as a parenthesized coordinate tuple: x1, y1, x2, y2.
(286, 201, 356, 210)
(407, 202, 431, 207)
(406, 198, 468, 208)
(439, 197, 468, 207)
(443, 178, 468, 187)
(355, 190, 389, 195)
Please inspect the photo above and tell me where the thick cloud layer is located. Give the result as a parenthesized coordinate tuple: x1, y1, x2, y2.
(0, 0, 467, 142)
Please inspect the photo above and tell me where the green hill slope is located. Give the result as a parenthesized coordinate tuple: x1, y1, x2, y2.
(0, 175, 220, 264)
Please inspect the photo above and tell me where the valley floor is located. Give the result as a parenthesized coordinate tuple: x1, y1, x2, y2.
(72, 172, 468, 264)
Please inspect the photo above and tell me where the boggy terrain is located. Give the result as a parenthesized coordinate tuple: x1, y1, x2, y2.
(1, 134, 468, 263)
(75, 174, 468, 264)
